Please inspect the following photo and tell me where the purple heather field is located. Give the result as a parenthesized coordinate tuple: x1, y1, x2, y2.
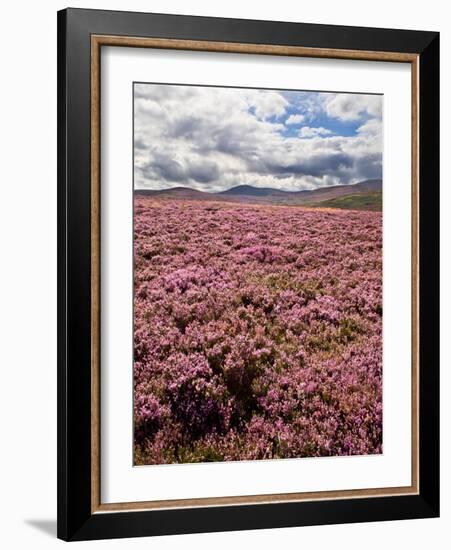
(133, 197, 382, 465)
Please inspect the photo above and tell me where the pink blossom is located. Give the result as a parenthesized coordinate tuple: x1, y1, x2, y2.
(134, 198, 382, 464)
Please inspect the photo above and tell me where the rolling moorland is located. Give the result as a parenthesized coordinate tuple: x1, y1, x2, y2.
(135, 179, 382, 211)
(134, 195, 382, 464)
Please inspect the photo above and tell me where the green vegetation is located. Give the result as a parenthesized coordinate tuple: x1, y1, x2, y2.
(311, 191, 382, 211)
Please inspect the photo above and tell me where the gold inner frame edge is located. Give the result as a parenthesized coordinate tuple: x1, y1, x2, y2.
(90, 35, 420, 514)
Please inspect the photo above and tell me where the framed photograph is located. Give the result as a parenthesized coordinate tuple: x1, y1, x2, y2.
(57, 8, 439, 541)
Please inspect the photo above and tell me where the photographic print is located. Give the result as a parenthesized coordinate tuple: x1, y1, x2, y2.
(133, 83, 383, 466)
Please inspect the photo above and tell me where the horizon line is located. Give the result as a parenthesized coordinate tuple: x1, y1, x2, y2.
(134, 178, 382, 194)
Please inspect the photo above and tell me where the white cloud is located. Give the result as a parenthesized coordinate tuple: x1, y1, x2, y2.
(325, 93, 382, 121)
(299, 126, 334, 138)
(285, 114, 305, 125)
(357, 118, 382, 136)
(248, 90, 288, 120)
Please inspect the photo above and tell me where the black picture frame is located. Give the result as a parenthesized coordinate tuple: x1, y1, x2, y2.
(57, 7, 439, 541)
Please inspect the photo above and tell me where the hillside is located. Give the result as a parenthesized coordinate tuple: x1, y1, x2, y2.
(134, 179, 382, 211)
(311, 191, 382, 211)
(218, 184, 290, 197)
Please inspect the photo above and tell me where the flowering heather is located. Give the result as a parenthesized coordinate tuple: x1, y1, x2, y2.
(133, 198, 382, 464)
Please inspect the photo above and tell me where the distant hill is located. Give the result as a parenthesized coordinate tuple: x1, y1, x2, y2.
(219, 185, 290, 197)
(349, 179, 382, 192)
(134, 179, 382, 211)
(315, 191, 382, 211)
(135, 187, 208, 200)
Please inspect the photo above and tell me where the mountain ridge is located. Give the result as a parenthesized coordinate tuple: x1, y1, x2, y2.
(218, 184, 291, 197)
(135, 179, 382, 210)
(136, 179, 381, 196)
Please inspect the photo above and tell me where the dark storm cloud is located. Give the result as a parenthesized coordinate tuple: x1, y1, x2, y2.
(134, 138, 148, 151)
(141, 151, 220, 185)
(352, 153, 383, 181)
(151, 157, 186, 183)
(258, 152, 355, 178)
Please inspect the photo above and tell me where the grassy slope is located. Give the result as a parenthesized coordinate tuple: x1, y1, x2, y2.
(311, 191, 382, 211)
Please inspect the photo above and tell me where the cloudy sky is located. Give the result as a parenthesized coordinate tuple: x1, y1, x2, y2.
(134, 83, 382, 192)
